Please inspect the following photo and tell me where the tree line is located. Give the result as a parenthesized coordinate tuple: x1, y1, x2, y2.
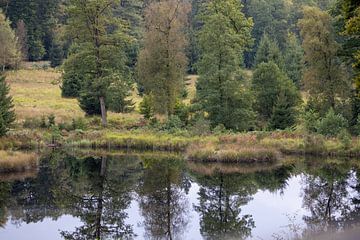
(0, 0, 359, 136)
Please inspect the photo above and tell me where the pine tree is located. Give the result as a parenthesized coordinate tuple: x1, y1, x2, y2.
(0, 76, 15, 136)
(252, 61, 300, 124)
(283, 33, 303, 88)
(196, 0, 255, 130)
(254, 33, 284, 68)
(269, 89, 298, 130)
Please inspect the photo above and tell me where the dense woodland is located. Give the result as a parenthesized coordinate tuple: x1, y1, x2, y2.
(0, 0, 359, 138)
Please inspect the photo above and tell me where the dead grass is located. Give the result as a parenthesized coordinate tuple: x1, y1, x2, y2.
(0, 151, 39, 172)
(187, 161, 283, 175)
(186, 141, 280, 163)
(5, 69, 84, 122)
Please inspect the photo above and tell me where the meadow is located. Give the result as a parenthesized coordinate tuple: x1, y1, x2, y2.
(3, 67, 360, 164)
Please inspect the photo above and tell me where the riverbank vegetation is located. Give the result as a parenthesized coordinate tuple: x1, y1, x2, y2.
(0, 0, 359, 164)
(0, 151, 38, 172)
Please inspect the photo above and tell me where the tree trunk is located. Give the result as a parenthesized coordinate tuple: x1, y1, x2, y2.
(99, 96, 107, 127)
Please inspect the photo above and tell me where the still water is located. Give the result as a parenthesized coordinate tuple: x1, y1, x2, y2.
(0, 150, 359, 240)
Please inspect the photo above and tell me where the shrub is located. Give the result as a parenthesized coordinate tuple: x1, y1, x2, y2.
(317, 108, 348, 137)
(139, 94, 154, 119)
(303, 109, 320, 133)
(304, 134, 326, 155)
(338, 129, 352, 150)
(174, 100, 189, 124)
(23, 117, 42, 129)
(188, 115, 211, 136)
(162, 115, 184, 132)
(213, 124, 227, 135)
(48, 114, 56, 127)
(72, 117, 87, 130)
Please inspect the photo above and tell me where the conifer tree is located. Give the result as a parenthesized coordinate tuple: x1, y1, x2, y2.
(252, 61, 300, 124)
(196, 0, 255, 130)
(283, 33, 304, 88)
(254, 33, 284, 68)
(0, 76, 15, 136)
(269, 89, 298, 130)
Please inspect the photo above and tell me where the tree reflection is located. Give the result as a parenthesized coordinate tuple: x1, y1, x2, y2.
(301, 161, 360, 236)
(192, 164, 294, 240)
(137, 156, 189, 240)
(59, 154, 142, 240)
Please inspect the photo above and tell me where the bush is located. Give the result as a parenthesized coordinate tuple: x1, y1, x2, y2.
(304, 134, 326, 155)
(139, 95, 154, 119)
(162, 115, 184, 132)
(174, 101, 189, 124)
(213, 124, 227, 135)
(48, 114, 56, 127)
(303, 109, 320, 133)
(317, 108, 348, 137)
(72, 117, 88, 130)
(338, 129, 352, 150)
(23, 117, 42, 129)
(188, 115, 211, 136)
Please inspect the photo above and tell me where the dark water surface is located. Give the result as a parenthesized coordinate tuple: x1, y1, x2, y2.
(0, 151, 359, 240)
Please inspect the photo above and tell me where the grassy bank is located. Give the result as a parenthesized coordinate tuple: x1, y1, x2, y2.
(3, 68, 360, 163)
(0, 151, 38, 173)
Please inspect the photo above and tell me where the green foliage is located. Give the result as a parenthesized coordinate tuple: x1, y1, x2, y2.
(317, 108, 348, 136)
(0, 76, 15, 136)
(137, 0, 190, 116)
(303, 109, 320, 133)
(246, 0, 290, 66)
(188, 114, 211, 136)
(162, 115, 185, 132)
(196, 0, 254, 131)
(254, 33, 284, 68)
(139, 94, 155, 120)
(0, 11, 21, 70)
(174, 101, 190, 125)
(269, 90, 298, 130)
(338, 129, 352, 149)
(48, 114, 55, 127)
(65, 0, 133, 124)
(252, 62, 300, 125)
(49, 41, 64, 68)
(298, 6, 350, 110)
(0, 0, 60, 61)
(106, 77, 133, 113)
(284, 33, 304, 88)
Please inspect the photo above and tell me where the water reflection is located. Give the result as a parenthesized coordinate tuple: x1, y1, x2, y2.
(137, 156, 189, 240)
(0, 151, 358, 240)
(301, 160, 360, 238)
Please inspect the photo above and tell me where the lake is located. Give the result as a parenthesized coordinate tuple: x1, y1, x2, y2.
(0, 150, 359, 240)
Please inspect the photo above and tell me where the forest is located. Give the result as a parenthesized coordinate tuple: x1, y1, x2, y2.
(0, 0, 359, 160)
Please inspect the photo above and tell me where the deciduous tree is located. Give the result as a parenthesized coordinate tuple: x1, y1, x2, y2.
(137, 0, 190, 116)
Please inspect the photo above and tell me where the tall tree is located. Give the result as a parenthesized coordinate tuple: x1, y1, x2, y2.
(195, 0, 255, 130)
(283, 33, 304, 88)
(15, 20, 28, 60)
(0, 11, 20, 71)
(137, 0, 190, 116)
(298, 6, 350, 112)
(0, 76, 15, 136)
(64, 0, 132, 126)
